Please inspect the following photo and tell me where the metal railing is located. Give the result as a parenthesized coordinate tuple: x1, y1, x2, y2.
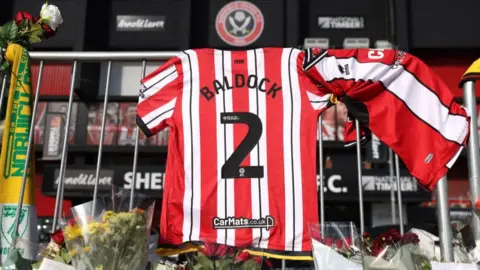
(0, 51, 478, 264)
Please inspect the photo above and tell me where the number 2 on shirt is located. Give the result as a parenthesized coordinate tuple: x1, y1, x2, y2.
(220, 112, 264, 179)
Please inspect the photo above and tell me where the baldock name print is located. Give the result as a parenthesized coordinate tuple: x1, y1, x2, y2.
(200, 74, 282, 101)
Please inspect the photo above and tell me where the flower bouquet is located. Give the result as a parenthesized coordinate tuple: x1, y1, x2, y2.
(309, 222, 363, 270)
(60, 188, 155, 270)
(185, 242, 272, 270)
(32, 223, 74, 268)
(362, 229, 430, 270)
(0, 1, 63, 71)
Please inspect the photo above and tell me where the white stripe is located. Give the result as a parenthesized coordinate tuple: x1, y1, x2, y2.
(214, 50, 226, 244)
(307, 91, 331, 103)
(247, 49, 270, 249)
(281, 49, 295, 251)
(223, 51, 236, 246)
(446, 146, 463, 169)
(316, 56, 468, 143)
(304, 50, 328, 71)
(247, 50, 261, 246)
(307, 91, 331, 111)
(140, 65, 178, 103)
(185, 50, 202, 241)
(289, 49, 304, 251)
(142, 97, 176, 129)
(256, 49, 270, 249)
(181, 53, 193, 243)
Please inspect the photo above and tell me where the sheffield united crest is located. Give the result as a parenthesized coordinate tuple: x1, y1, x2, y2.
(215, 1, 264, 47)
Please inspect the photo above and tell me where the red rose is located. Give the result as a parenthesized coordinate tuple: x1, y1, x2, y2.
(216, 244, 230, 257)
(325, 237, 333, 247)
(67, 218, 77, 226)
(15, 11, 33, 25)
(199, 242, 233, 258)
(51, 229, 64, 245)
(234, 251, 249, 264)
(199, 242, 218, 257)
(371, 246, 382, 257)
(362, 232, 370, 239)
(263, 258, 273, 268)
(41, 23, 56, 38)
(227, 247, 236, 257)
(252, 256, 262, 264)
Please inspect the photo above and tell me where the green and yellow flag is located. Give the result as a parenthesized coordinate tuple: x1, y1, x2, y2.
(0, 44, 38, 262)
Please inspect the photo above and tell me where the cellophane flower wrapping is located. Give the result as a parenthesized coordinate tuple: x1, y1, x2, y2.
(184, 242, 272, 270)
(309, 222, 363, 270)
(60, 187, 155, 270)
(362, 229, 431, 270)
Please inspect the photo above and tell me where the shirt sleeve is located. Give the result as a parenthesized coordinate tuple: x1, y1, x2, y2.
(303, 48, 470, 190)
(136, 56, 182, 137)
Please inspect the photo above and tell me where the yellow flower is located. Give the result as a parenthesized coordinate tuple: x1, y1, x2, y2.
(63, 225, 82, 240)
(88, 222, 106, 234)
(69, 248, 78, 256)
(83, 246, 91, 253)
(102, 210, 116, 222)
(95, 266, 103, 270)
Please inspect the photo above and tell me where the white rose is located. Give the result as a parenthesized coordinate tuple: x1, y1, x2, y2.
(40, 3, 63, 31)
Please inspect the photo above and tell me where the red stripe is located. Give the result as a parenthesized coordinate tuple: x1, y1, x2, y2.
(296, 55, 320, 251)
(264, 49, 286, 251)
(198, 51, 218, 243)
(401, 53, 458, 110)
(231, 51, 253, 246)
(364, 87, 463, 190)
(159, 59, 185, 245)
(141, 57, 178, 83)
(353, 49, 396, 65)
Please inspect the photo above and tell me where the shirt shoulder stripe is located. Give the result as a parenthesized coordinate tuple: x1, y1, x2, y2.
(303, 48, 328, 71)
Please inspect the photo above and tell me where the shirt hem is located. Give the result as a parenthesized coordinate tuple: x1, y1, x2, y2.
(155, 238, 313, 260)
(425, 123, 469, 190)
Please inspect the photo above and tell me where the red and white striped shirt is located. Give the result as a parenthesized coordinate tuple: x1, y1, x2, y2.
(304, 48, 470, 190)
(137, 48, 332, 255)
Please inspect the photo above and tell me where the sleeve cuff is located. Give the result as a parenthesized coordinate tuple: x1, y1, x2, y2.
(136, 115, 153, 137)
(343, 134, 371, 148)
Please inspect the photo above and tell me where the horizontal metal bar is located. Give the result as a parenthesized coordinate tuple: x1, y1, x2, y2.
(29, 51, 181, 61)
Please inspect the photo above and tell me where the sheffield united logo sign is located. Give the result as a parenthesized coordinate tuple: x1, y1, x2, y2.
(215, 1, 264, 47)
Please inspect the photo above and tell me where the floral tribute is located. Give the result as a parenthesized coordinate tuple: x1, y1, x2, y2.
(362, 229, 431, 270)
(34, 219, 76, 266)
(0, 1, 63, 70)
(187, 242, 272, 270)
(362, 229, 420, 256)
(61, 208, 153, 270)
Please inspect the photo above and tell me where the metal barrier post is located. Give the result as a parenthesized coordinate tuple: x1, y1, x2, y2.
(388, 149, 396, 224)
(355, 119, 365, 234)
(318, 115, 325, 238)
(0, 73, 7, 113)
(394, 154, 404, 235)
(91, 60, 112, 214)
(436, 176, 454, 261)
(52, 60, 78, 231)
(129, 60, 147, 210)
(463, 79, 480, 240)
